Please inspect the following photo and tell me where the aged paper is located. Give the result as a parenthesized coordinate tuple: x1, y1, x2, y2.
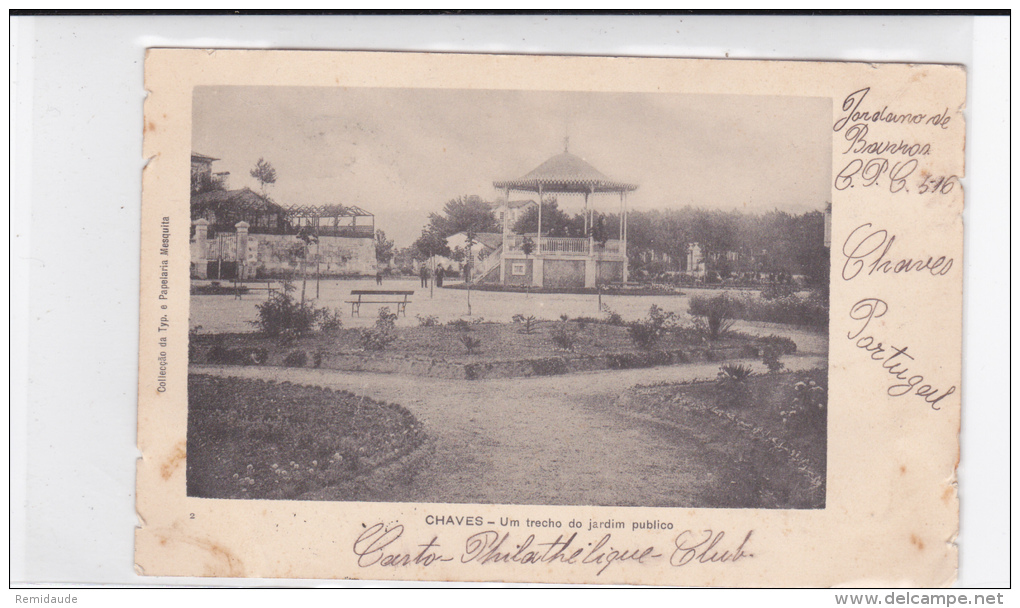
(137, 50, 963, 586)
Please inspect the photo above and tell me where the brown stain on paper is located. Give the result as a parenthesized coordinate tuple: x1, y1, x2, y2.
(160, 441, 187, 480)
(942, 485, 955, 504)
(910, 534, 925, 551)
(156, 532, 246, 577)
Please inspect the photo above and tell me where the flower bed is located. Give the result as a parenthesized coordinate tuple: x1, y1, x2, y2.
(187, 374, 428, 500)
(190, 319, 760, 380)
(620, 368, 827, 509)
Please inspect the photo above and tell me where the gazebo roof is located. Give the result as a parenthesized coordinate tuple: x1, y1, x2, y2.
(494, 151, 638, 194)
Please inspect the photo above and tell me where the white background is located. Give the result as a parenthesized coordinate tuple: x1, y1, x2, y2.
(9, 14, 1010, 591)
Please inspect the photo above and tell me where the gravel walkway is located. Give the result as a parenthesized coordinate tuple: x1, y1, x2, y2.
(193, 353, 825, 506)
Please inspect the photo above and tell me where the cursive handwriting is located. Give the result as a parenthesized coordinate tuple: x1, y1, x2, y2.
(462, 530, 660, 576)
(841, 223, 953, 281)
(669, 530, 754, 567)
(352, 522, 454, 567)
(833, 87, 952, 133)
(843, 123, 931, 157)
(847, 298, 956, 409)
(834, 157, 917, 193)
(353, 523, 756, 576)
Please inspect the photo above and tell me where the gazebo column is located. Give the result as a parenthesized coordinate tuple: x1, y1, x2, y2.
(500, 187, 510, 284)
(534, 184, 543, 288)
(584, 186, 597, 289)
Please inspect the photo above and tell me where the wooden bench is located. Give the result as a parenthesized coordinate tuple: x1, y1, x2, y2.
(231, 279, 283, 300)
(345, 290, 414, 317)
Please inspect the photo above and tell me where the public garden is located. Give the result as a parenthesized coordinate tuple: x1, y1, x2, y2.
(188, 277, 829, 509)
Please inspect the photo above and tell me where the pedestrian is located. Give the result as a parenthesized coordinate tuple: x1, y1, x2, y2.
(436, 264, 445, 288)
(419, 263, 429, 288)
(376, 270, 383, 285)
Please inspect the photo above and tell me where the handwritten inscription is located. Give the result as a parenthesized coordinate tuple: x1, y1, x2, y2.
(841, 223, 954, 281)
(847, 298, 956, 410)
(353, 522, 754, 576)
(833, 87, 954, 194)
(670, 530, 754, 567)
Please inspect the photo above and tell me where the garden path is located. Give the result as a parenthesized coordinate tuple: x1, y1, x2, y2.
(194, 353, 824, 506)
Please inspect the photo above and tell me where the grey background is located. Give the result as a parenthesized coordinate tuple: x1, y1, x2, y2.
(10, 14, 1008, 587)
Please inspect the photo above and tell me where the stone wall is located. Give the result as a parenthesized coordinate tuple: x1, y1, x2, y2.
(543, 259, 586, 289)
(192, 227, 376, 279)
(503, 258, 533, 287)
(597, 260, 624, 284)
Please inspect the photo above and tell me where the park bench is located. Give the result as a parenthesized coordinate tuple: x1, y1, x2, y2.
(346, 290, 414, 317)
(231, 279, 284, 300)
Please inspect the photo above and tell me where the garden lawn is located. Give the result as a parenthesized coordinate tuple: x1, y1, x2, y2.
(187, 374, 427, 500)
(621, 368, 828, 509)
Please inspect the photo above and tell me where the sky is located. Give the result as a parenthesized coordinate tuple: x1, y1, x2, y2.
(193, 87, 831, 248)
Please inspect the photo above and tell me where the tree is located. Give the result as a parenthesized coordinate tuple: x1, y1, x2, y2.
(296, 227, 318, 307)
(463, 229, 477, 315)
(511, 198, 582, 236)
(521, 236, 535, 298)
(591, 213, 610, 311)
(249, 158, 277, 198)
(375, 230, 395, 266)
(427, 195, 499, 238)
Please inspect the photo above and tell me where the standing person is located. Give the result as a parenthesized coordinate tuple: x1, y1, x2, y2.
(436, 264, 445, 288)
(419, 263, 429, 288)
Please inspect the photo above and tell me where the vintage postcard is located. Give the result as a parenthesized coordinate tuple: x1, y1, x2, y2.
(136, 50, 964, 586)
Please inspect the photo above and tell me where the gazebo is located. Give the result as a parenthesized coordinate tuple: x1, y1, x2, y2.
(484, 143, 638, 289)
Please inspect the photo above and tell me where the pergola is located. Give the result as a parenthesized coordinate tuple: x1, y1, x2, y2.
(285, 204, 375, 238)
(493, 145, 638, 251)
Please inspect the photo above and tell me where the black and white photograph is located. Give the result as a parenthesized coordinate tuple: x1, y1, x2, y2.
(185, 86, 832, 510)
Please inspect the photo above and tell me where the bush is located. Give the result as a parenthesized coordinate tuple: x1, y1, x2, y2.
(447, 318, 472, 331)
(252, 291, 318, 337)
(601, 304, 624, 326)
(251, 289, 344, 337)
(358, 307, 399, 351)
(208, 345, 268, 366)
(689, 294, 737, 340)
(761, 282, 796, 300)
(673, 319, 710, 345)
(512, 314, 538, 334)
(628, 304, 680, 349)
(761, 346, 785, 373)
(359, 328, 395, 351)
(316, 308, 344, 331)
(283, 351, 308, 368)
(781, 378, 827, 429)
(461, 335, 482, 354)
(375, 307, 398, 332)
(693, 292, 827, 330)
(755, 334, 797, 355)
(416, 314, 440, 327)
(550, 323, 577, 351)
(627, 321, 660, 349)
(529, 357, 568, 376)
(716, 363, 753, 406)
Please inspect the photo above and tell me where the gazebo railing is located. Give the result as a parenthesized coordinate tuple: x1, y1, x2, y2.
(505, 235, 623, 256)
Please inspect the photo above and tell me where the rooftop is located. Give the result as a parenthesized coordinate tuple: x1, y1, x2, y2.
(494, 150, 638, 194)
